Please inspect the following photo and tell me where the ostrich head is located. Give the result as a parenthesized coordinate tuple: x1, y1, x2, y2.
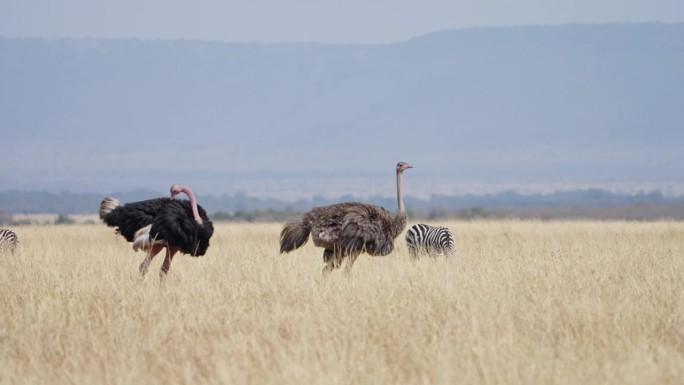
(396, 162, 413, 173)
(170, 184, 204, 226)
(170, 184, 184, 199)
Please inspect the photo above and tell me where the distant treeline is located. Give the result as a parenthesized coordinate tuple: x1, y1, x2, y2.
(1, 189, 684, 223)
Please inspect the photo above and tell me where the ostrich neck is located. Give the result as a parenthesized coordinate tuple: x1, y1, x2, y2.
(393, 170, 408, 238)
(396, 170, 405, 215)
(181, 186, 203, 226)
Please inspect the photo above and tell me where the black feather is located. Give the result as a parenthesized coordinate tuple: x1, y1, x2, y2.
(100, 196, 213, 256)
(101, 198, 171, 242)
(150, 200, 214, 256)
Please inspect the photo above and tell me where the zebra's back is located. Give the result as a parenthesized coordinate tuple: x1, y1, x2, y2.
(0, 228, 19, 254)
(405, 224, 455, 259)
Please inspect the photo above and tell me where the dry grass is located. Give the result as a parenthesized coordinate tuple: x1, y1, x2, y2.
(1, 221, 683, 384)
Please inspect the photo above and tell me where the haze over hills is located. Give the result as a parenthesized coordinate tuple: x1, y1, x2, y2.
(1, 23, 682, 199)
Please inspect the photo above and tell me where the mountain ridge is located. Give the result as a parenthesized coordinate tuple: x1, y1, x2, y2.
(1, 23, 682, 196)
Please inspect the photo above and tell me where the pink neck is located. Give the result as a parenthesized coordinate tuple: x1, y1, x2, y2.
(178, 185, 203, 225)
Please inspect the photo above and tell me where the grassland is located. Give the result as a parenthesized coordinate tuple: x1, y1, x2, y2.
(1, 221, 683, 384)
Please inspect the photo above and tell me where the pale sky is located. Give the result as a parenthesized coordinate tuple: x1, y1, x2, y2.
(1, 0, 683, 44)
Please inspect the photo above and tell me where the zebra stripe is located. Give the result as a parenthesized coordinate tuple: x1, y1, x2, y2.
(0, 229, 19, 254)
(405, 224, 455, 259)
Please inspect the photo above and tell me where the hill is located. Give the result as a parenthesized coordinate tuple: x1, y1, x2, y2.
(1, 23, 682, 197)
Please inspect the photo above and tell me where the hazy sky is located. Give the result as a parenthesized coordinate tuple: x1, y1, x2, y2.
(1, 0, 683, 43)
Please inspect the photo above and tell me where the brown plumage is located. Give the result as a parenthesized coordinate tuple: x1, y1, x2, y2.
(280, 162, 412, 274)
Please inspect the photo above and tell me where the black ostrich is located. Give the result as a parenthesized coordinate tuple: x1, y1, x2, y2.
(99, 184, 214, 277)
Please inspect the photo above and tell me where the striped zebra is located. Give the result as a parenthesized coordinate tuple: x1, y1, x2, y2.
(405, 224, 455, 259)
(0, 228, 19, 254)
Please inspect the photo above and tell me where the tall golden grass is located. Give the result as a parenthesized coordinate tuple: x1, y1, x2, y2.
(1, 221, 683, 384)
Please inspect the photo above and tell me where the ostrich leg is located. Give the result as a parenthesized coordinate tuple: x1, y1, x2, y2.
(160, 247, 179, 278)
(139, 244, 165, 276)
(323, 248, 334, 263)
(322, 249, 343, 275)
(344, 250, 362, 275)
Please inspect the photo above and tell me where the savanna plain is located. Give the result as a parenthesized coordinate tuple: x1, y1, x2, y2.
(1, 220, 683, 385)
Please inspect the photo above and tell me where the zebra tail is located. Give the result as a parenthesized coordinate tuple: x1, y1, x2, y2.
(280, 216, 310, 253)
(445, 230, 457, 259)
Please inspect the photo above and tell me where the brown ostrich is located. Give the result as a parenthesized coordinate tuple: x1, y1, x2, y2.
(280, 162, 412, 274)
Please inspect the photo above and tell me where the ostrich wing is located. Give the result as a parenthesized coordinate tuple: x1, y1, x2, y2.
(150, 201, 214, 256)
(339, 205, 394, 256)
(107, 198, 171, 241)
(305, 203, 349, 249)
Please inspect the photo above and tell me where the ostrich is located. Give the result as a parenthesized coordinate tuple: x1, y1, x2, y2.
(99, 184, 214, 278)
(280, 162, 412, 274)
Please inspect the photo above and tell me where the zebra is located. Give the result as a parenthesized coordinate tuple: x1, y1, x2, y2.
(0, 228, 19, 254)
(405, 224, 455, 259)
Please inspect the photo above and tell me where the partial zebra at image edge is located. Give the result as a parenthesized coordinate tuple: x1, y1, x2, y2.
(0, 228, 19, 254)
